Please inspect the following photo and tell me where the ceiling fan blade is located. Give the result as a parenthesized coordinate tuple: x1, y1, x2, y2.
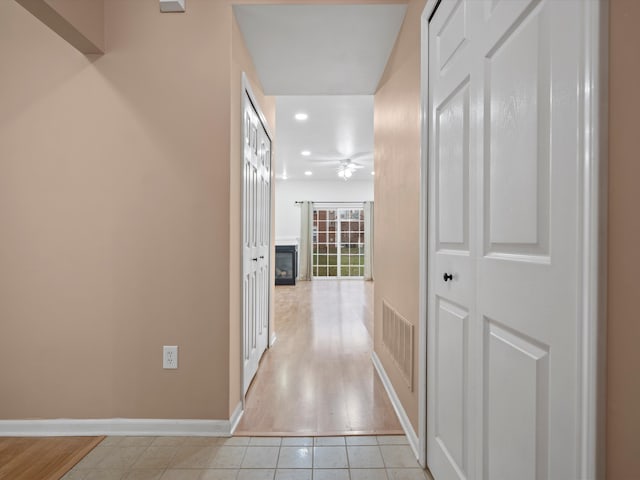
(308, 154, 346, 161)
(308, 159, 341, 164)
(350, 151, 373, 161)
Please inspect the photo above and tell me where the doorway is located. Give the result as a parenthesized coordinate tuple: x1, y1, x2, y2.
(236, 96, 384, 435)
(312, 205, 365, 279)
(233, 3, 406, 437)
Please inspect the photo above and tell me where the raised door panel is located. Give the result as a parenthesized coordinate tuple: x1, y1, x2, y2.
(437, 0, 468, 73)
(258, 128, 270, 350)
(434, 299, 469, 480)
(483, 0, 550, 260)
(437, 80, 469, 250)
(484, 319, 549, 480)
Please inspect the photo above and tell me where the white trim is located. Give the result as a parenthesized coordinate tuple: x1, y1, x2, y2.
(372, 352, 419, 459)
(418, 0, 440, 471)
(275, 236, 299, 246)
(242, 72, 274, 142)
(579, 1, 608, 478)
(0, 418, 233, 437)
(229, 401, 244, 435)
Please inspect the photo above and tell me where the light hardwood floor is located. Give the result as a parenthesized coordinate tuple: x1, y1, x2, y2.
(0, 436, 104, 480)
(235, 280, 403, 436)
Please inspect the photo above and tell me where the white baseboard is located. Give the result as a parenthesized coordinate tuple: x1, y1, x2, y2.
(229, 402, 244, 435)
(372, 351, 420, 459)
(0, 417, 236, 437)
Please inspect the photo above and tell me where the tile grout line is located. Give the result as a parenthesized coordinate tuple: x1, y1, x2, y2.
(346, 436, 352, 480)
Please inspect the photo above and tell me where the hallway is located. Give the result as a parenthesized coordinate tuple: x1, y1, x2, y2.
(235, 281, 402, 436)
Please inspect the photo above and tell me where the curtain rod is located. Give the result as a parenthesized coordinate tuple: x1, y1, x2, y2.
(294, 201, 369, 205)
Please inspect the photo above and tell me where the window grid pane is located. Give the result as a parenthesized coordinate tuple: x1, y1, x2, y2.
(312, 207, 365, 278)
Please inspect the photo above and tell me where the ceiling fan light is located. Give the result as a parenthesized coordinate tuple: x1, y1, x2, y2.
(344, 169, 353, 178)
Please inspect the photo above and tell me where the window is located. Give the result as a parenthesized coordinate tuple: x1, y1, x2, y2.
(313, 206, 365, 278)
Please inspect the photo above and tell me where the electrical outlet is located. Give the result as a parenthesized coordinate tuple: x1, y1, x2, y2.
(163, 345, 178, 369)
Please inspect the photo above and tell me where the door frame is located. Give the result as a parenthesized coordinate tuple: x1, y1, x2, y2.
(240, 72, 274, 407)
(417, 1, 609, 477)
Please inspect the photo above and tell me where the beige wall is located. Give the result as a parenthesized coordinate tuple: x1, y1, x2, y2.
(373, 0, 426, 433)
(1, 0, 403, 424)
(0, 0, 238, 420)
(608, 0, 640, 478)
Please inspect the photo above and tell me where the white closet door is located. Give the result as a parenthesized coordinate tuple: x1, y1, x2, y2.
(427, 1, 479, 478)
(243, 92, 271, 395)
(428, 1, 585, 479)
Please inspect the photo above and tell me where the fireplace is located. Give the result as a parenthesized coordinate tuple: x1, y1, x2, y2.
(275, 245, 297, 285)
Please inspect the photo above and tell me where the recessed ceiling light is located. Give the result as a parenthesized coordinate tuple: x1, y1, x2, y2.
(371, 171, 375, 175)
(304, 171, 313, 176)
(301, 150, 311, 156)
(294, 113, 308, 121)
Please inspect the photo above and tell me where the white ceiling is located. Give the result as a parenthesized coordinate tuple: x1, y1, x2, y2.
(275, 95, 374, 181)
(234, 4, 406, 183)
(233, 4, 407, 95)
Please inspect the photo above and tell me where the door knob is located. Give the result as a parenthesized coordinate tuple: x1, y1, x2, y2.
(252, 258, 258, 262)
(443, 273, 453, 282)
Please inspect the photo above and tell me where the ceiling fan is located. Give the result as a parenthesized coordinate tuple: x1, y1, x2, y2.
(337, 161, 360, 180)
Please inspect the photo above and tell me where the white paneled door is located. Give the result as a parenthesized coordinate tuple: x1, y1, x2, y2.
(428, 0, 587, 479)
(243, 90, 271, 395)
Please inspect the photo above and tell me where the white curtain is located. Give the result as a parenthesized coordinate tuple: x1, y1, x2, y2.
(298, 201, 314, 280)
(364, 201, 374, 281)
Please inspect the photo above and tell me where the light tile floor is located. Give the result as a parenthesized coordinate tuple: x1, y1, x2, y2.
(62, 435, 430, 480)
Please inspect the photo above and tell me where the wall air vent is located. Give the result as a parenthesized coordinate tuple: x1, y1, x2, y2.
(382, 300, 414, 391)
